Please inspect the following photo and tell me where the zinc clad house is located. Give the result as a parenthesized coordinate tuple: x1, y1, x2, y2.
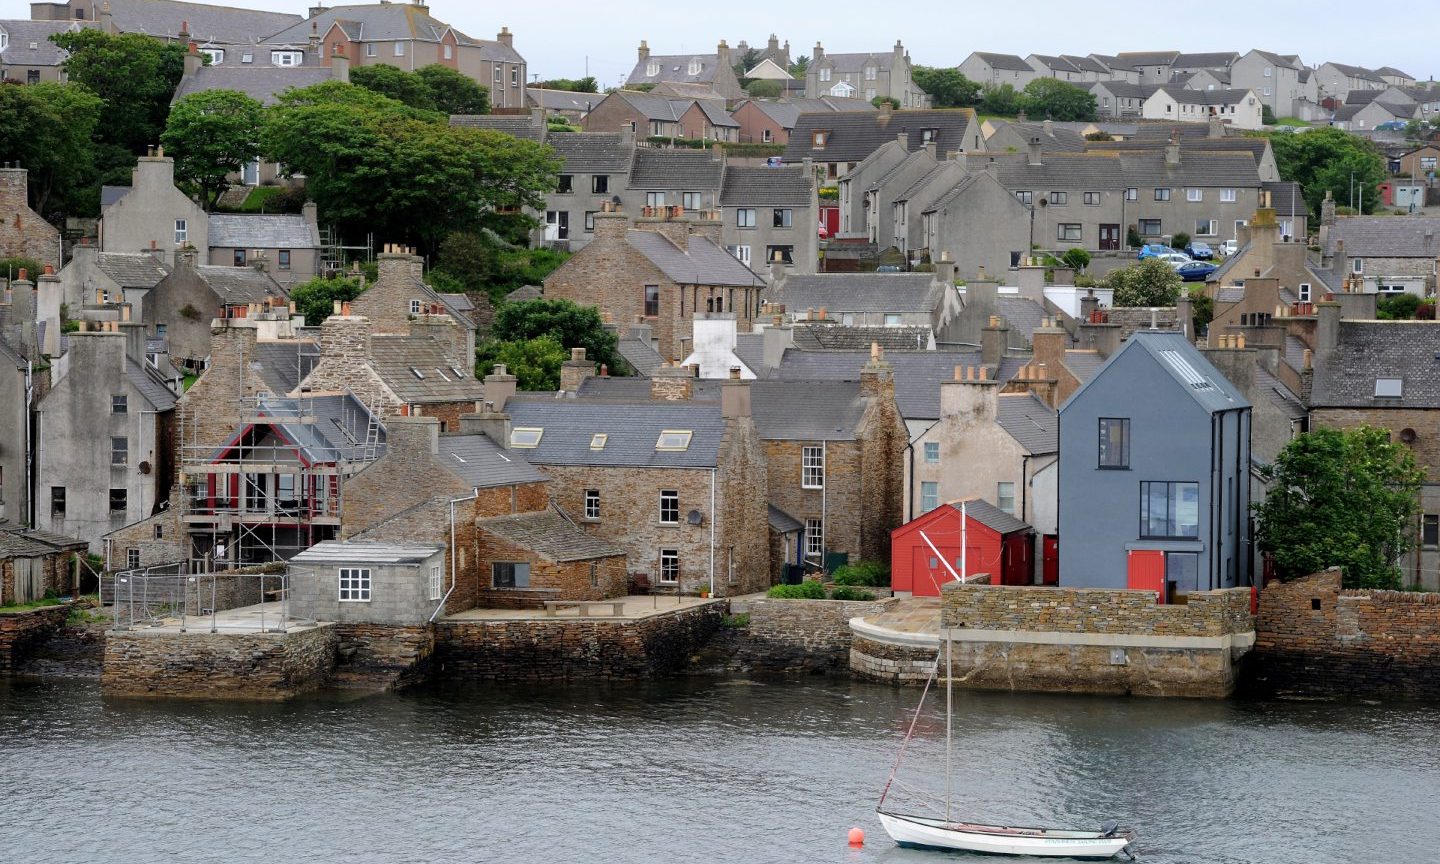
(718, 165, 817, 273)
(1059, 331, 1251, 595)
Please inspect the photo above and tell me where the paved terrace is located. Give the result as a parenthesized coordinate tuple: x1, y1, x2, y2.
(106, 601, 323, 635)
(444, 595, 723, 622)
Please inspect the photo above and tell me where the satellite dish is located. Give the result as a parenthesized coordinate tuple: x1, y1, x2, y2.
(138, 460, 152, 475)
(1038, 197, 1049, 207)
(687, 510, 704, 526)
(1400, 428, 1417, 444)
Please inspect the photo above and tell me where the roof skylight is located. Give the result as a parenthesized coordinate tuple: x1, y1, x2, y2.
(510, 427, 543, 448)
(656, 430, 693, 451)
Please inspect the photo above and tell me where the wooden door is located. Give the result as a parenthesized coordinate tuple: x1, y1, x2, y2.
(1042, 535, 1059, 585)
(1099, 224, 1121, 251)
(1127, 549, 1166, 603)
(14, 557, 43, 604)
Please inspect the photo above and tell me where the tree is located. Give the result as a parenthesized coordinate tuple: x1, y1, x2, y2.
(732, 47, 762, 87)
(1267, 127, 1386, 217)
(488, 298, 623, 372)
(161, 90, 264, 209)
(1103, 258, 1182, 306)
(476, 335, 567, 390)
(980, 83, 1021, 116)
(416, 64, 490, 115)
(535, 77, 598, 93)
(1254, 425, 1424, 589)
(1020, 78, 1096, 121)
(287, 275, 362, 326)
(1261, 104, 1277, 125)
(1376, 292, 1422, 320)
(872, 96, 900, 109)
(788, 55, 809, 78)
(911, 66, 981, 108)
(433, 230, 570, 304)
(0, 258, 44, 282)
(1061, 248, 1091, 272)
(1170, 232, 1191, 251)
(52, 30, 187, 157)
(1187, 286, 1213, 336)
(349, 64, 438, 112)
(746, 79, 782, 98)
(0, 81, 101, 219)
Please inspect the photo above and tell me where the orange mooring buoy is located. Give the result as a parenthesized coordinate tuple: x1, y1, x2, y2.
(848, 827, 865, 846)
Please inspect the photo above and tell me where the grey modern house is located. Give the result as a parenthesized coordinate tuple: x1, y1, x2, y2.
(1058, 331, 1251, 595)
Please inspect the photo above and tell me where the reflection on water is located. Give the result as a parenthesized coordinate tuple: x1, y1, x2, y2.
(1, 676, 1435, 863)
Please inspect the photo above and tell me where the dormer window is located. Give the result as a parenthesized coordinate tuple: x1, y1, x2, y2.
(511, 428, 543, 448)
(687, 59, 702, 76)
(646, 61, 660, 77)
(812, 130, 829, 148)
(656, 430, 692, 451)
(199, 47, 224, 64)
(271, 50, 301, 67)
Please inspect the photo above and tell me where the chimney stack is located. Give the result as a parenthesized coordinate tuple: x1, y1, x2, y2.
(981, 315, 1009, 368)
(559, 347, 595, 393)
(650, 362, 694, 401)
(1027, 136, 1042, 166)
(721, 366, 752, 419)
(482, 363, 518, 412)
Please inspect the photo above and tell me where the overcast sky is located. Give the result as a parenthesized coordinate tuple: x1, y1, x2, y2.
(4, 0, 1431, 86)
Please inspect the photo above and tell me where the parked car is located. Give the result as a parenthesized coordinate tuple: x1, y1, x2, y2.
(876, 264, 902, 273)
(1137, 244, 1174, 260)
(1219, 239, 1239, 256)
(1186, 242, 1214, 260)
(1176, 261, 1219, 282)
(1155, 251, 1193, 268)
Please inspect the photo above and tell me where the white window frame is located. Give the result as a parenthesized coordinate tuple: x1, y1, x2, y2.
(736, 208, 756, 228)
(1353, 258, 1364, 274)
(659, 549, 680, 583)
(1186, 188, 1203, 202)
(997, 481, 1017, 515)
(1195, 219, 1218, 237)
(820, 67, 831, 82)
(443, 43, 453, 60)
(393, 41, 405, 57)
(429, 565, 443, 601)
(1298, 283, 1311, 302)
(339, 567, 371, 602)
(659, 490, 679, 524)
(731, 245, 751, 265)
(646, 62, 660, 77)
(174, 219, 187, 245)
(1057, 223, 1082, 242)
(920, 482, 939, 514)
(584, 489, 600, 520)
(1221, 188, 1236, 202)
(366, 43, 377, 58)
(688, 59, 702, 76)
(805, 518, 824, 557)
(409, 299, 422, 314)
(923, 441, 940, 464)
(801, 445, 824, 489)
(271, 50, 300, 67)
(865, 66, 877, 81)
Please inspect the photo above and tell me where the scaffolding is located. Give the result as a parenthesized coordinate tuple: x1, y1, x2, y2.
(175, 390, 386, 571)
(318, 226, 374, 278)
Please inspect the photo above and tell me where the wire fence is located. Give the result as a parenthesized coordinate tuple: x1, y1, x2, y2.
(103, 565, 316, 634)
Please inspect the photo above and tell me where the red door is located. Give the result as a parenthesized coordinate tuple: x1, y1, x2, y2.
(1042, 535, 1059, 585)
(1127, 549, 1166, 603)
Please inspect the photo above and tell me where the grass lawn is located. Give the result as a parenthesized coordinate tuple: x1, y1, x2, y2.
(1274, 117, 1311, 127)
(0, 596, 64, 613)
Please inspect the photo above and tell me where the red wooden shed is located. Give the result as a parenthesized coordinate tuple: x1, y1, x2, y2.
(890, 499, 1033, 596)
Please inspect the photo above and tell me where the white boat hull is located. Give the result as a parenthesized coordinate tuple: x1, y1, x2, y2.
(878, 810, 1135, 859)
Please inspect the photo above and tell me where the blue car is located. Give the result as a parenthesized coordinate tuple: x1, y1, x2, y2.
(1185, 242, 1214, 260)
(1137, 244, 1174, 260)
(1176, 261, 1218, 282)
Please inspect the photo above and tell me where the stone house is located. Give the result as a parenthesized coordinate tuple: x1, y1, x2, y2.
(0, 525, 87, 605)
(769, 267, 960, 336)
(1321, 216, 1440, 296)
(581, 90, 688, 137)
(504, 370, 769, 597)
(0, 167, 61, 265)
(1141, 87, 1264, 130)
(958, 52, 1037, 89)
(543, 209, 766, 363)
(783, 106, 983, 181)
(141, 248, 287, 369)
(99, 150, 209, 256)
(1398, 145, 1440, 182)
(35, 323, 177, 553)
(206, 207, 322, 289)
(289, 540, 448, 626)
(57, 243, 168, 321)
(1205, 205, 1330, 307)
(0, 19, 93, 84)
(805, 40, 927, 108)
(1059, 330, 1252, 594)
(349, 247, 477, 361)
(717, 164, 817, 273)
(729, 97, 876, 146)
(524, 88, 603, 123)
(625, 40, 743, 101)
(623, 147, 726, 221)
(0, 335, 31, 528)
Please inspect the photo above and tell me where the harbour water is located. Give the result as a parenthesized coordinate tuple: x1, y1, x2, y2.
(2, 675, 1435, 863)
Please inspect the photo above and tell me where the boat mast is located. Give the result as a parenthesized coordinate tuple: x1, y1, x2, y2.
(945, 502, 965, 823)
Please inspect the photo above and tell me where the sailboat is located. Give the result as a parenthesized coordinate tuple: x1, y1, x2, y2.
(875, 503, 1139, 860)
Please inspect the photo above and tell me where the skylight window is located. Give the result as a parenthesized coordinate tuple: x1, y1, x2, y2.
(450, 365, 466, 379)
(435, 368, 451, 382)
(590, 433, 608, 450)
(1159, 349, 1215, 391)
(411, 367, 425, 379)
(1375, 378, 1403, 398)
(511, 427, 543, 448)
(656, 430, 693, 451)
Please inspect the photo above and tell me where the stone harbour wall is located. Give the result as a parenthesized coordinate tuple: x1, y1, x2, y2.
(1250, 569, 1440, 699)
(742, 597, 895, 673)
(101, 625, 337, 700)
(331, 623, 434, 690)
(943, 582, 1255, 637)
(0, 603, 73, 672)
(434, 602, 723, 680)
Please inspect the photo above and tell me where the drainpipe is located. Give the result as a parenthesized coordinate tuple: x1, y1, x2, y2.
(820, 440, 827, 570)
(430, 489, 478, 623)
(25, 360, 33, 527)
(1021, 452, 1031, 582)
(709, 468, 716, 596)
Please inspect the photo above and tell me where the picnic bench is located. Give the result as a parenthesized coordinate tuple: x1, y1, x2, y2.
(542, 599, 627, 617)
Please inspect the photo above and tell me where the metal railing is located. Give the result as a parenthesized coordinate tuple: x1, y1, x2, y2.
(104, 566, 316, 634)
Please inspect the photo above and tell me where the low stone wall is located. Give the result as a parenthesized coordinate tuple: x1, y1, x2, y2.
(741, 597, 896, 673)
(331, 623, 434, 690)
(0, 603, 73, 672)
(1250, 569, 1440, 699)
(101, 625, 337, 700)
(434, 603, 723, 680)
(945, 582, 1255, 637)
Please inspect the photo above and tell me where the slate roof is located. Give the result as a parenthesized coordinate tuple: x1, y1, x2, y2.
(1284, 335, 1308, 372)
(0, 525, 87, 558)
(548, 132, 633, 173)
(989, 120, 1089, 153)
(100, 186, 131, 208)
(720, 166, 811, 206)
(1089, 81, 1161, 100)
(503, 399, 725, 467)
(1029, 55, 1082, 74)
(1344, 90, 1381, 105)
(995, 297, 1046, 346)
(768, 504, 803, 533)
(369, 334, 485, 404)
(1084, 138, 1269, 167)
(198, 266, 285, 302)
(291, 540, 442, 566)
(818, 51, 900, 74)
(1171, 52, 1239, 69)
(1154, 86, 1257, 106)
(255, 339, 319, 395)
(236, 393, 385, 464)
(617, 337, 664, 376)
(527, 88, 604, 113)
(744, 97, 877, 129)
(1376, 66, 1414, 80)
(773, 274, 941, 314)
(971, 52, 1032, 72)
(791, 324, 932, 351)
(945, 498, 1030, 535)
(1062, 55, 1109, 75)
(749, 380, 867, 440)
(782, 109, 976, 164)
(626, 230, 762, 287)
(477, 508, 624, 562)
(1310, 321, 1440, 408)
(626, 52, 723, 87)
(449, 115, 546, 142)
(628, 148, 725, 190)
(1250, 50, 1303, 71)
(1326, 217, 1440, 258)
(734, 332, 765, 374)
(0, 20, 92, 67)
(172, 64, 332, 105)
(1063, 350, 1104, 382)
(1117, 150, 1262, 187)
(505, 285, 544, 302)
(209, 214, 319, 249)
(694, 99, 739, 127)
(95, 253, 168, 289)
(1115, 51, 1181, 67)
(894, 164, 949, 203)
(1324, 62, 1385, 84)
(105, 0, 300, 43)
(264, 4, 470, 45)
(1254, 366, 1307, 420)
(775, 349, 988, 419)
(995, 393, 1057, 454)
(126, 358, 177, 411)
(1263, 181, 1307, 217)
(436, 434, 548, 489)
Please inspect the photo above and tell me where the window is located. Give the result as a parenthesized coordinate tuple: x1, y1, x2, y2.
(590, 434, 608, 450)
(1221, 188, 1236, 202)
(865, 65, 877, 81)
(819, 68, 831, 82)
(659, 490, 679, 524)
(271, 50, 300, 66)
(729, 245, 751, 265)
(1140, 481, 1200, 539)
(201, 48, 224, 64)
(557, 175, 573, 193)
(1262, 87, 1271, 97)
(802, 445, 824, 489)
(883, 313, 903, 327)
(366, 43, 377, 57)
(1352, 258, 1364, 274)
(510, 67, 520, 87)
(1421, 156, 1438, 172)
(1125, 187, 1138, 201)
(1098, 418, 1130, 468)
(51, 486, 65, 516)
(112, 394, 128, 414)
(510, 427, 543, 448)
(1057, 223, 1082, 242)
(659, 550, 680, 583)
(688, 59, 702, 75)
(1264, 67, 1273, 77)
(1186, 188, 1203, 202)
(126, 548, 141, 570)
(278, 250, 291, 270)
(1154, 188, 1171, 201)
(736, 208, 756, 228)
(646, 61, 660, 77)
(409, 299, 423, 314)
(1424, 514, 1439, 548)
(766, 245, 794, 265)
(233, 249, 247, 267)
(1049, 192, 1068, 206)
(592, 175, 609, 193)
(923, 442, 940, 463)
(1375, 378, 1403, 398)
(812, 130, 828, 148)
(1015, 191, 1033, 205)
(174, 219, 187, 244)
(393, 41, 405, 57)
(682, 192, 702, 210)
(762, 128, 773, 143)
(584, 489, 600, 520)
(111, 437, 127, 466)
(644, 192, 666, 209)
(1084, 191, 1101, 205)
(1195, 219, 1218, 236)
(492, 562, 530, 589)
(644, 284, 659, 317)
(429, 565, 443, 601)
(109, 488, 127, 512)
(27, 70, 41, 85)
(920, 481, 939, 513)
(584, 211, 597, 232)
(805, 519, 824, 556)
(1298, 283, 1311, 302)
(773, 208, 793, 228)
(997, 482, 1016, 516)
(443, 43, 453, 60)
(657, 430, 691, 451)
(155, 524, 164, 540)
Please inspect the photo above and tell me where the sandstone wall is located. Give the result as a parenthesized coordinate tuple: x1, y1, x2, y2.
(943, 583, 1254, 636)
(0, 603, 72, 672)
(101, 624, 337, 700)
(742, 596, 894, 672)
(331, 622, 434, 690)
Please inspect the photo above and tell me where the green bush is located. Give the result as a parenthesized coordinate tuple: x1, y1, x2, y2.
(1171, 232, 1191, 251)
(766, 580, 827, 599)
(831, 560, 890, 587)
(830, 585, 877, 601)
(1061, 247, 1091, 272)
(0, 257, 44, 281)
(721, 612, 751, 628)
